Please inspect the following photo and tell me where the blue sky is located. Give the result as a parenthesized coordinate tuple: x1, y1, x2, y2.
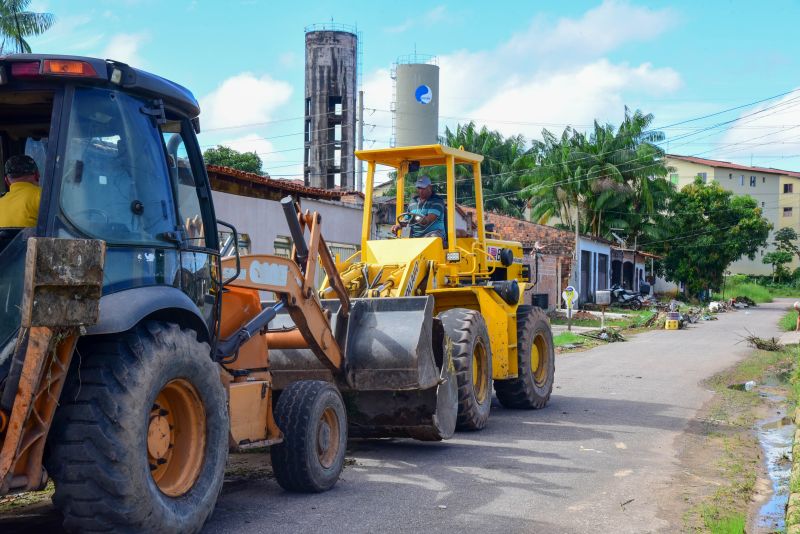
(28, 0, 800, 182)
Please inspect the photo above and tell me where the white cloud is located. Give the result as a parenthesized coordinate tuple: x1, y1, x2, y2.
(101, 32, 149, 67)
(199, 72, 293, 131)
(504, 1, 676, 60)
(386, 5, 447, 34)
(717, 90, 800, 163)
(366, 0, 682, 144)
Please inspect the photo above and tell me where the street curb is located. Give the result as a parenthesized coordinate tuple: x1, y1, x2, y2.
(787, 408, 800, 533)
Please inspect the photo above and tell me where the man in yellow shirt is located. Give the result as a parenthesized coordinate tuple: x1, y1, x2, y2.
(0, 155, 41, 228)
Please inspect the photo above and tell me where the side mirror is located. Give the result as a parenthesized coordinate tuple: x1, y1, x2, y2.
(216, 219, 241, 286)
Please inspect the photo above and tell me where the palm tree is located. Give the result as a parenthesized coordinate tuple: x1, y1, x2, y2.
(440, 122, 530, 217)
(522, 108, 672, 240)
(0, 0, 55, 54)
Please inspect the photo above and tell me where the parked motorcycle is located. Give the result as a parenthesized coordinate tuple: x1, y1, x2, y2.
(610, 284, 643, 310)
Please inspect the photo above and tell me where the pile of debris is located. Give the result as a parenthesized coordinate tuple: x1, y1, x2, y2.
(580, 328, 626, 342)
(744, 333, 783, 352)
(733, 296, 757, 308)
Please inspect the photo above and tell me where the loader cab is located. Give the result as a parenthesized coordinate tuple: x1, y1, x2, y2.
(0, 55, 220, 360)
(356, 144, 523, 287)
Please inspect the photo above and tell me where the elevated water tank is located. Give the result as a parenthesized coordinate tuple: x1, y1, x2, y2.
(304, 24, 358, 190)
(393, 55, 439, 147)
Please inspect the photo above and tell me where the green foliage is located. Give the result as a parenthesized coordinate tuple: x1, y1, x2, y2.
(650, 179, 772, 296)
(762, 250, 793, 282)
(203, 145, 263, 175)
(0, 0, 55, 53)
(779, 309, 798, 332)
(712, 282, 772, 303)
(774, 226, 800, 258)
(520, 107, 673, 244)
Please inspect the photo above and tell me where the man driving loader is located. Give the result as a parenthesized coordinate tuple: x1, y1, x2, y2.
(0, 155, 41, 228)
(391, 175, 446, 241)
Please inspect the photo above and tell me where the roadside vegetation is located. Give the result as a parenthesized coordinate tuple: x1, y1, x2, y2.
(682, 348, 796, 533)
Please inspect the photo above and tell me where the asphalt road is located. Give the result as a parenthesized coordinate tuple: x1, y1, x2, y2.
(0, 300, 787, 533)
(204, 300, 788, 534)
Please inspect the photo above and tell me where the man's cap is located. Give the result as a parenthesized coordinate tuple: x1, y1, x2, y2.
(5, 155, 38, 177)
(415, 175, 432, 188)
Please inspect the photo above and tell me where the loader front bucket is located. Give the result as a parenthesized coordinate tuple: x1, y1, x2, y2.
(269, 296, 458, 440)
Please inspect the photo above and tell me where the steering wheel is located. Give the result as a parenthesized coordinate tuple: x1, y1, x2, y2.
(396, 212, 425, 227)
(72, 208, 110, 225)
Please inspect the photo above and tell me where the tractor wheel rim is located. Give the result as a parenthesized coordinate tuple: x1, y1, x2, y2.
(472, 340, 489, 404)
(148, 379, 206, 497)
(532, 334, 548, 386)
(317, 406, 340, 469)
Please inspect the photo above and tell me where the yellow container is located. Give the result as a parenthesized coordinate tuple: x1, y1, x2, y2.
(665, 319, 679, 330)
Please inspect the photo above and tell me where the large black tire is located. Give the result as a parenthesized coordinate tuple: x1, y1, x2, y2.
(629, 297, 643, 311)
(494, 305, 555, 409)
(45, 321, 229, 534)
(439, 309, 492, 431)
(270, 380, 347, 492)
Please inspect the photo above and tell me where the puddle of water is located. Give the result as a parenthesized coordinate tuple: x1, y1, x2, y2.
(754, 397, 794, 534)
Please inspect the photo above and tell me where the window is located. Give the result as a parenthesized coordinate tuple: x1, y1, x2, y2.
(305, 120, 312, 143)
(698, 172, 707, 183)
(60, 87, 176, 245)
(729, 173, 733, 180)
(219, 231, 251, 255)
(740, 175, 744, 186)
(274, 235, 292, 258)
(669, 173, 679, 185)
(785, 183, 794, 194)
(329, 96, 343, 116)
(305, 97, 311, 116)
(763, 176, 766, 183)
(161, 121, 207, 246)
(750, 176, 756, 187)
(785, 207, 793, 217)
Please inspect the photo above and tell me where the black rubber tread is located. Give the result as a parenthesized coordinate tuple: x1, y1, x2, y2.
(270, 380, 347, 493)
(438, 308, 492, 431)
(629, 298, 643, 310)
(494, 305, 555, 409)
(45, 321, 229, 534)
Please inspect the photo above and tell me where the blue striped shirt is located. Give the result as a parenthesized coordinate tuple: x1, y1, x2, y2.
(409, 193, 446, 238)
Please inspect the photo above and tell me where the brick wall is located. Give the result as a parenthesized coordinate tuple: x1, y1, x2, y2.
(525, 253, 570, 311)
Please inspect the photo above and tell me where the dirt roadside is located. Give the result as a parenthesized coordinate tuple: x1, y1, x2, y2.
(656, 347, 795, 532)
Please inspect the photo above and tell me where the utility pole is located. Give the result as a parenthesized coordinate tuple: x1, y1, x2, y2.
(357, 90, 364, 192)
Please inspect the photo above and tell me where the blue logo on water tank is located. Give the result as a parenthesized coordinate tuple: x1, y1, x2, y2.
(415, 84, 432, 105)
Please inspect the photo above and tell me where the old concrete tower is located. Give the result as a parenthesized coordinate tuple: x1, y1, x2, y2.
(304, 25, 358, 190)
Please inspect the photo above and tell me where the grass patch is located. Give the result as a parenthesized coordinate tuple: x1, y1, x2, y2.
(701, 507, 746, 534)
(553, 332, 584, 346)
(780, 309, 798, 332)
(713, 281, 773, 303)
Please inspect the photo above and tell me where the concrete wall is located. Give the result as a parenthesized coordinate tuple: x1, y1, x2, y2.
(211, 191, 364, 255)
(527, 254, 562, 311)
(304, 30, 357, 190)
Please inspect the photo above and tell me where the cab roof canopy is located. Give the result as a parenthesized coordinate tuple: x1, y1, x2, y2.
(355, 144, 484, 169)
(0, 54, 200, 119)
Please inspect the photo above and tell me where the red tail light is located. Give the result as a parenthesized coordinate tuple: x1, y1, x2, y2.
(10, 61, 40, 77)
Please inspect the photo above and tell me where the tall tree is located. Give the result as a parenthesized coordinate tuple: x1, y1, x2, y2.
(521, 108, 673, 241)
(648, 178, 772, 296)
(0, 0, 55, 54)
(203, 146, 264, 175)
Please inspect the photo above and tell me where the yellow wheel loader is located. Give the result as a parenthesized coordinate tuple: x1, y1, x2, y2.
(270, 144, 556, 431)
(0, 55, 457, 533)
